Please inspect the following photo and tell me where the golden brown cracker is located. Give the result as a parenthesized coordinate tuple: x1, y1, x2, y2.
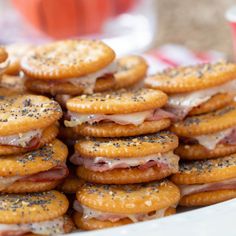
(21, 40, 115, 79)
(145, 62, 236, 93)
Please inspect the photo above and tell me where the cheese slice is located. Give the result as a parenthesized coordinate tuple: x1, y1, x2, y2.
(0, 129, 42, 147)
(166, 79, 236, 119)
(0, 217, 65, 235)
(70, 151, 179, 172)
(180, 177, 236, 197)
(0, 165, 68, 191)
(73, 201, 168, 223)
(66, 62, 117, 94)
(65, 110, 154, 127)
(194, 127, 235, 150)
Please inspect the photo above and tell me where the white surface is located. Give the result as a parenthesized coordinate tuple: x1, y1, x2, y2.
(68, 199, 236, 236)
(226, 6, 236, 22)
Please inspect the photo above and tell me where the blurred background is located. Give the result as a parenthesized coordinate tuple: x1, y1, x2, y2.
(0, 0, 235, 58)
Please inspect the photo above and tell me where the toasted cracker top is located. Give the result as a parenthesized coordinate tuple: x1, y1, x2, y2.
(66, 88, 168, 114)
(0, 190, 68, 224)
(0, 139, 67, 177)
(76, 180, 180, 214)
(75, 131, 178, 158)
(145, 62, 236, 93)
(171, 103, 236, 137)
(21, 40, 115, 79)
(0, 94, 62, 135)
(171, 154, 236, 185)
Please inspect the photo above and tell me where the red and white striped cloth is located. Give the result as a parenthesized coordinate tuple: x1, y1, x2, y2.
(144, 44, 225, 75)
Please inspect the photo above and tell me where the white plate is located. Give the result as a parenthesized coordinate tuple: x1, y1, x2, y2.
(68, 199, 236, 236)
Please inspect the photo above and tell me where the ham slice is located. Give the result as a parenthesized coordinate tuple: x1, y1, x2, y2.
(180, 177, 236, 197)
(65, 108, 174, 127)
(194, 127, 234, 150)
(221, 128, 236, 145)
(137, 160, 162, 171)
(0, 129, 42, 148)
(165, 79, 236, 120)
(188, 126, 236, 150)
(147, 108, 176, 121)
(73, 201, 168, 223)
(21, 164, 69, 182)
(0, 164, 68, 191)
(25, 137, 41, 150)
(70, 151, 179, 172)
(0, 217, 65, 236)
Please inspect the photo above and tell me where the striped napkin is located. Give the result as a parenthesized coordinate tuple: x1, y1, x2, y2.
(144, 44, 225, 75)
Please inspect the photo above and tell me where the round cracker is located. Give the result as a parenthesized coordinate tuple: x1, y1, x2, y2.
(73, 119, 171, 137)
(73, 211, 130, 230)
(76, 164, 178, 184)
(179, 189, 236, 206)
(189, 93, 234, 116)
(25, 55, 146, 96)
(0, 124, 59, 156)
(2, 180, 61, 193)
(114, 55, 147, 89)
(145, 62, 236, 93)
(175, 143, 236, 160)
(75, 131, 178, 158)
(25, 79, 84, 96)
(171, 154, 236, 185)
(0, 94, 62, 135)
(21, 40, 115, 79)
(73, 207, 175, 230)
(25, 75, 115, 96)
(0, 190, 68, 224)
(171, 103, 236, 137)
(76, 180, 180, 214)
(0, 139, 68, 177)
(66, 88, 168, 114)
